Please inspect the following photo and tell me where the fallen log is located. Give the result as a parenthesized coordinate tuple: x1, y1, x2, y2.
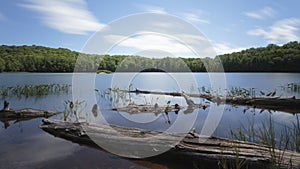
(123, 89, 300, 114)
(112, 104, 183, 114)
(0, 108, 60, 118)
(112, 102, 207, 115)
(40, 118, 300, 168)
(225, 96, 300, 114)
(0, 101, 60, 128)
(112, 93, 207, 115)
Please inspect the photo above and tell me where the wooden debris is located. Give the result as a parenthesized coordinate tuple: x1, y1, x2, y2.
(40, 118, 300, 168)
(0, 101, 60, 128)
(112, 104, 184, 114)
(123, 89, 300, 114)
(226, 96, 300, 114)
(0, 108, 60, 118)
(112, 92, 208, 114)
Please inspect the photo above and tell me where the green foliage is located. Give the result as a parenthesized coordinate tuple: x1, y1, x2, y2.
(218, 41, 300, 72)
(0, 58, 5, 72)
(1, 42, 300, 72)
(0, 45, 78, 72)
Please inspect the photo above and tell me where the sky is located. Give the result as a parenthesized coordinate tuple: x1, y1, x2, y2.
(0, 0, 300, 57)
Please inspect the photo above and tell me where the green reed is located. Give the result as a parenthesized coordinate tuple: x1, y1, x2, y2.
(230, 116, 300, 168)
(0, 83, 71, 98)
(280, 83, 300, 93)
(62, 100, 86, 122)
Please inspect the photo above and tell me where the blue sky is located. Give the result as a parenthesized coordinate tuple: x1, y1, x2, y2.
(0, 0, 300, 57)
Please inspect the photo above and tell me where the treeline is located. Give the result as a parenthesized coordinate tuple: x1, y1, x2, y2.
(0, 45, 77, 72)
(218, 41, 300, 72)
(0, 41, 300, 72)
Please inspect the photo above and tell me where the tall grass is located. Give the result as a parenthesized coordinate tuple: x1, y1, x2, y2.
(218, 145, 248, 169)
(230, 116, 300, 168)
(0, 84, 71, 98)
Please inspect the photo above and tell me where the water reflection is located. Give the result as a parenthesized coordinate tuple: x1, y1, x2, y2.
(0, 117, 37, 129)
(1, 73, 300, 168)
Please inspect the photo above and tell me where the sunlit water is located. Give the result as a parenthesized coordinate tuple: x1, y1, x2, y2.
(0, 73, 300, 169)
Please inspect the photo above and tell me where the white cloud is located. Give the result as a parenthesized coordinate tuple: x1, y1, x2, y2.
(176, 33, 207, 43)
(213, 42, 246, 55)
(244, 7, 275, 20)
(104, 32, 214, 57)
(247, 18, 300, 43)
(149, 22, 174, 29)
(20, 0, 105, 35)
(182, 12, 209, 24)
(138, 5, 167, 14)
(105, 33, 194, 57)
(136, 5, 209, 25)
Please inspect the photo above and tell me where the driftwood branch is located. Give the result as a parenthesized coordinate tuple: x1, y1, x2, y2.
(0, 101, 60, 128)
(112, 92, 208, 115)
(124, 89, 300, 114)
(40, 119, 300, 167)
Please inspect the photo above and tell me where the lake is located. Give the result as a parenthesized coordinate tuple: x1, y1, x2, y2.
(0, 72, 300, 169)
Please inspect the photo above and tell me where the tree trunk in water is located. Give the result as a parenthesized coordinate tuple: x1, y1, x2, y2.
(122, 89, 300, 114)
(40, 118, 300, 168)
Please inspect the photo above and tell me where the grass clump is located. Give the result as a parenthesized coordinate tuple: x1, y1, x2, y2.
(0, 83, 71, 98)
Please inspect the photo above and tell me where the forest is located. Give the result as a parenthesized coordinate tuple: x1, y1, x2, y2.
(0, 41, 300, 72)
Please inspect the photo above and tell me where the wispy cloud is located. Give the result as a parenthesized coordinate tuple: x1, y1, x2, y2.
(137, 4, 167, 14)
(247, 18, 300, 43)
(104, 32, 213, 57)
(136, 4, 209, 25)
(20, 0, 105, 35)
(105, 32, 194, 57)
(213, 42, 246, 55)
(181, 12, 210, 24)
(244, 7, 275, 20)
(0, 12, 6, 21)
(149, 21, 174, 29)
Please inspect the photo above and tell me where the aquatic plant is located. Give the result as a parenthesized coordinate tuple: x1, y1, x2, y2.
(0, 83, 71, 99)
(62, 100, 86, 122)
(199, 82, 300, 98)
(230, 117, 300, 168)
(280, 83, 300, 93)
(218, 144, 248, 169)
(290, 116, 300, 153)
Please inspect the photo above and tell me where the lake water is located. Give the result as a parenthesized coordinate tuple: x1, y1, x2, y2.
(0, 73, 300, 169)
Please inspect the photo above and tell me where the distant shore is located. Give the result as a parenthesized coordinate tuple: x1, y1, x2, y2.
(1, 42, 300, 73)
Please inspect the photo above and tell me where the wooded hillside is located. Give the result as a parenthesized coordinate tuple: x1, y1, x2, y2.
(0, 41, 300, 72)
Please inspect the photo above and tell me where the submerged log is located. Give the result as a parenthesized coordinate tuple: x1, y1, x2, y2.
(124, 89, 300, 114)
(112, 92, 208, 115)
(0, 108, 60, 118)
(112, 103, 207, 115)
(40, 119, 300, 168)
(0, 101, 60, 128)
(112, 104, 183, 114)
(226, 96, 300, 114)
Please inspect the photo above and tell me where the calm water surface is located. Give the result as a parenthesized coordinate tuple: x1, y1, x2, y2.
(0, 73, 300, 169)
